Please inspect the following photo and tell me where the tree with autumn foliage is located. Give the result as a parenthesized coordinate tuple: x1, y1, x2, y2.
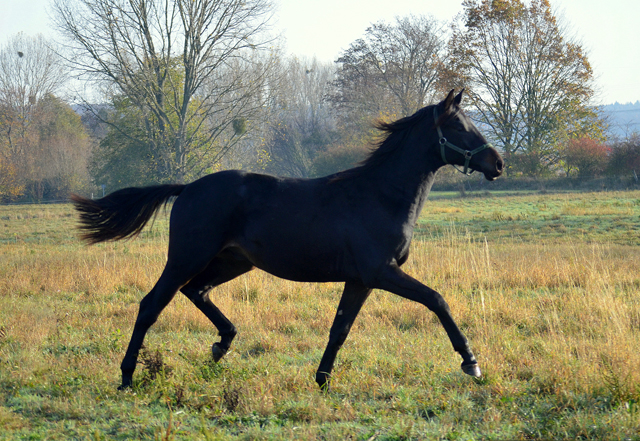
(448, 0, 605, 176)
(0, 155, 21, 201)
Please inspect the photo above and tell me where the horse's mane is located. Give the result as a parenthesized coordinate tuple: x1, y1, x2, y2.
(330, 102, 460, 180)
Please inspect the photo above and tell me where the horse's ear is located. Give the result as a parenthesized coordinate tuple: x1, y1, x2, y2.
(454, 89, 465, 106)
(442, 89, 455, 111)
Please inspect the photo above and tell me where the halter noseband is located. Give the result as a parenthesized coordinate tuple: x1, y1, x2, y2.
(434, 106, 492, 175)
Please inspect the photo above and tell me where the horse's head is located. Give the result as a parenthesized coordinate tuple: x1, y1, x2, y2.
(434, 90, 504, 181)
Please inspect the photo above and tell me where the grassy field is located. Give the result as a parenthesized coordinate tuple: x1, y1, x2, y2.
(1, 190, 639, 440)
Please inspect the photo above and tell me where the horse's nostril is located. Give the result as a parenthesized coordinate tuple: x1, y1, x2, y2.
(496, 158, 504, 172)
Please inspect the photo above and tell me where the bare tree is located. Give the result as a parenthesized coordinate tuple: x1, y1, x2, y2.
(264, 56, 337, 177)
(0, 34, 67, 110)
(0, 33, 67, 168)
(333, 15, 446, 119)
(0, 33, 69, 200)
(53, 0, 275, 183)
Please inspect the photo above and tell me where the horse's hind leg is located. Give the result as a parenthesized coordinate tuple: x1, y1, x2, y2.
(119, 269, 184, 389)
(180, 252, 254, 362)
(119, 248, 226, 389)
(316, 281, 371, 390)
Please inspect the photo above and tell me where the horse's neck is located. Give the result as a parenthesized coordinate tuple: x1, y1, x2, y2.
(366, 154, 440, 223)
(404, 170, 438, 225)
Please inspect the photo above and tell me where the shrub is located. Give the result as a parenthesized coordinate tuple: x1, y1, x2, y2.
(562, 137, 610, 178)
(607, 133, 640, 178)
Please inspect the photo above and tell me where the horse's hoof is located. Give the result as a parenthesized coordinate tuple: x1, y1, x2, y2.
(315, 372, 331, 392)
(461, 362, 482, 378)
(212, 343, 227, 363)
(118, 379, 133, 391)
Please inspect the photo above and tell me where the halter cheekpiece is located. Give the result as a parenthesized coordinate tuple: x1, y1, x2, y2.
(434, 106, 492, 175)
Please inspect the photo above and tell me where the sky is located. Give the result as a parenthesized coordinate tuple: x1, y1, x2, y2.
(1, 0, 638, 105)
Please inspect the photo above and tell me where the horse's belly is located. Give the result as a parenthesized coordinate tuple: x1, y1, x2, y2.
(228, 238, 354, 283)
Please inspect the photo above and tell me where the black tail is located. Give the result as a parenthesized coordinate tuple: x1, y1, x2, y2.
(70, 184, 185, 244)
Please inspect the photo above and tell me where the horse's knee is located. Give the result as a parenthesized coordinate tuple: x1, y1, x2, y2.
(135, 291, 165, 326)
(135, 306, 161, 329)
(424, 292, 451, 315)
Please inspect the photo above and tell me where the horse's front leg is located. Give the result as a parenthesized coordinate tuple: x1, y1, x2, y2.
(371, 263, 481, 377)
(316, 281, 371, 390)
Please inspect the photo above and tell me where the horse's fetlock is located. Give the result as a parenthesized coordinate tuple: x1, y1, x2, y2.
(220, 326, 237, 340)
(457, 348, 476, 365)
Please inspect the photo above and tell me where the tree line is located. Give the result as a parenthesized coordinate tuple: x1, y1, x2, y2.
(1, 0, 639, 202)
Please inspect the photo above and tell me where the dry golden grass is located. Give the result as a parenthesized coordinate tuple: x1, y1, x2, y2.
(1, 194, 639, 439)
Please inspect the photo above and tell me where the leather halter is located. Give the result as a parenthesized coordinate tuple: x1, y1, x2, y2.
(434, 106, 492, 175)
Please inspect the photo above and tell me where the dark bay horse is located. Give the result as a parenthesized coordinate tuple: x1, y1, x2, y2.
(72, 90, 504, 390)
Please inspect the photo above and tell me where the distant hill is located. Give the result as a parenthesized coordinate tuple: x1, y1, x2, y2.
(600, 101, 640, 139)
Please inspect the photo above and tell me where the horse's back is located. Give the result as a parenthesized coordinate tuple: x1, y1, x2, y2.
(165, 171, 342, 278)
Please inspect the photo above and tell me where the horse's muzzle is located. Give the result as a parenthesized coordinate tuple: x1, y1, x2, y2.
(481, 152, 504, 181)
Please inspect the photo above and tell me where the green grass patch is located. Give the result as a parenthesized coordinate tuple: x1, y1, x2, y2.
(419, 190, 640, 245)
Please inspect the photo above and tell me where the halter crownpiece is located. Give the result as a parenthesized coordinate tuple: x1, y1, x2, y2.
(434, 106, 493, 175)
